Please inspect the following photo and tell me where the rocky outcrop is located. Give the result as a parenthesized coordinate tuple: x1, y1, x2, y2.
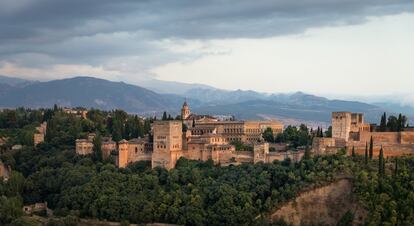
(271, 179, 366, 226)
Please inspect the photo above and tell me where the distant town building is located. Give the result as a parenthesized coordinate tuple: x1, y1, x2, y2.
(63, 108, 88, 119)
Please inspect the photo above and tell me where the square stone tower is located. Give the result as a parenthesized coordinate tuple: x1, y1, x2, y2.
(332, 112, 352, 141)
(118, 139, 129, 168)
(152, 121, 183, 169)
(332, 112, 366, 142)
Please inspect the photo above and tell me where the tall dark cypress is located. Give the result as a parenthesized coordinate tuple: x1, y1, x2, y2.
(352, 146, 356, 157)
(394, 158, 399, 177)
(379, 146, 384, 178)
(304, 143, 311, 160)
(380, 112, 387, 132)
(397, 114, 403, 132)
(369, 136, 374, 160)
(364, 142, 368, 165)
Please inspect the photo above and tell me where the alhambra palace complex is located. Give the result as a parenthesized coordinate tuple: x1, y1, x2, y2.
(71, 103, 414, 170)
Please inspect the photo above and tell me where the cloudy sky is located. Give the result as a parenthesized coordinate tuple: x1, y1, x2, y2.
(1, 0, 414, 102)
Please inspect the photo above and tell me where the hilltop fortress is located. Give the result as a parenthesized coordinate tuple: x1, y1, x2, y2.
(76, 102, 301, 169)
(74, 102, 414, 169)
(313, 112, 414, 157)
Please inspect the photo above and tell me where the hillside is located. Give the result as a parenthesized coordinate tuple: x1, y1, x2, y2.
(271, 179, 366, 225)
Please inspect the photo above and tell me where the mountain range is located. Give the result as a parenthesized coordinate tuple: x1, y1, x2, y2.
(0, 75, 412, 126)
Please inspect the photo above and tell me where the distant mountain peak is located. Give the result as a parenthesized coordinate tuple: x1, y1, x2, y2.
(0, 75, 36, 87)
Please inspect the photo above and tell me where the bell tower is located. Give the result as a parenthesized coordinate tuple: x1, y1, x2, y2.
(181, 100, 190, 120)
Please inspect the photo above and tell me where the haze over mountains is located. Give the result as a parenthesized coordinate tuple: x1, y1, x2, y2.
(0, 75, 413, 126)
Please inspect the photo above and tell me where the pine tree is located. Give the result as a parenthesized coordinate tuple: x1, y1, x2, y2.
(364, 142, 368, 165)
(351, 146, 356, 157)
(369, 136, 374, 160)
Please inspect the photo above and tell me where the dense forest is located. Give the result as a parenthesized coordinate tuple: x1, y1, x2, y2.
(1, 108, 414, 225)
(1, 144, 348, 225)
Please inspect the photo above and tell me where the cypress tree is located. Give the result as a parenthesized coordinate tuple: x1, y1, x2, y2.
(162, 112, 167, 121)
(351, 146, 356, 157)
(379, 146, 384, 178)
(192, 118, 196, 128)
(380, 112, 387, 131)
(369, 136, 374, 160)
(304, 143, 311, 160)
(397, 114, 403, 132)
(394, 158, 399, 177)
(364, 142, 368, 165)
(93, 134, 102, 162)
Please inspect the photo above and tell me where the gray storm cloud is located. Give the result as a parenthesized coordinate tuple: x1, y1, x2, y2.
(1, 0, 413, 78)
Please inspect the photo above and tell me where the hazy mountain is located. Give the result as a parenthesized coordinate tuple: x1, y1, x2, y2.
(192, 94, 389, 125)
(183, 88, 267, 104)
(139, 79, 215, 95)
(0, 76, 195, 114)
(0, 75, 36, 87)
(372, 102, 414, 117)
(0, 76, 412, 125)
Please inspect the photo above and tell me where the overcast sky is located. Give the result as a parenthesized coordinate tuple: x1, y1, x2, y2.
(1, 0, 414, 103)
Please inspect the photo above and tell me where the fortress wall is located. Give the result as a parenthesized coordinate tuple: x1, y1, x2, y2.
(312, 137, 336, 155)
(234, 151, 253, 163)
(184, 148, 203, 161)
(129, 151, 152, 162)
(236, 151, 254, 157)
(267, 152, 303, 163)
(401, 132, 414, 144)
(267, 153, 286, 162)
(359, 132, 400, 144)
(349, 144, 414, 158)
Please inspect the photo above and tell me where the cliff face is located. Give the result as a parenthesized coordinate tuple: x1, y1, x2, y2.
(271, 179, 366, 226)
